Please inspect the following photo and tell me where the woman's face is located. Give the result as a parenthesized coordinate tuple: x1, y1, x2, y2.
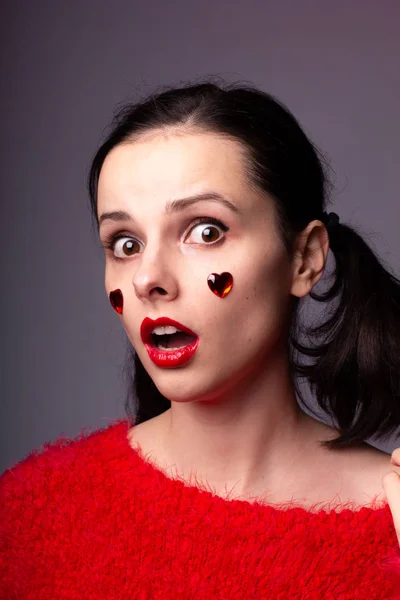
(97, 131, 297, 403)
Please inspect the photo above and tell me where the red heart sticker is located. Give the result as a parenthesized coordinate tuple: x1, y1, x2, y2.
(109, 289, 123, 314)
(207, 272, 233, 298)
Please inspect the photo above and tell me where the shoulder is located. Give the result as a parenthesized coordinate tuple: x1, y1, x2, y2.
(0, 418, 131, 572)
(0, 420, 131, 594)
(363, 445, 400, 491)
(296, 418, 396, 508)
(334, 443, 398, 507)
(1, 419, 127, 504)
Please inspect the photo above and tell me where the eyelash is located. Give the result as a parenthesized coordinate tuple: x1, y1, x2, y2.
(102, 216, 229, 260)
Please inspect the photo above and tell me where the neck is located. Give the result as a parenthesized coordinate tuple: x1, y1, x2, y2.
(155, 349, 334, 498)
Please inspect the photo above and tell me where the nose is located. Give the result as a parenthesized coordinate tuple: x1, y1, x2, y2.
(132, 246, 178, 303)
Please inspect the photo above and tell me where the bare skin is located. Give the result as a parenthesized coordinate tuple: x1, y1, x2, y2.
(128, 410, 396, 511)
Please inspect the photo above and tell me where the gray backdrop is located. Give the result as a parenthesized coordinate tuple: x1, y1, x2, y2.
(1, 0, 399, 473)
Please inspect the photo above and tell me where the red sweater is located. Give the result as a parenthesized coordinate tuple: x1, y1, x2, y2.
(1, 418, 400, 599)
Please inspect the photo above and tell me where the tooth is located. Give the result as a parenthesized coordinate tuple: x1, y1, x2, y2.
(165, 325, 179, 334)
(152, 325, 179, 335)
(152, 326, 165, 335)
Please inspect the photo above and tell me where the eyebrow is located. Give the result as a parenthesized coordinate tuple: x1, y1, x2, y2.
(98, 192, 240, 228)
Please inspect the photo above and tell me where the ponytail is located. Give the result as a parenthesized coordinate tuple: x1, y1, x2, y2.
(292, 220, 400, 449)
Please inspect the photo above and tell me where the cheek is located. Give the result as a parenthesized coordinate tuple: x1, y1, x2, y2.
(105, 267, 116, 300)
(105, 263, 122, 290)
(221, 259, 290, 349)
(105, 264, 133, 307)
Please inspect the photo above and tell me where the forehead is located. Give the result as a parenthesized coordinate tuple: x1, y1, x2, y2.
(97, 132, 251, 210)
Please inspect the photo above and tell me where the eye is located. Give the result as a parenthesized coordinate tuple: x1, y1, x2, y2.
(185, 217, 228, 245)
(102, 216, 229, 259)
(103, 232, 142, 259)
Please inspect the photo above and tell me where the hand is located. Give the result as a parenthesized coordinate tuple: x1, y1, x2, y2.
(382, 449, 400, 547)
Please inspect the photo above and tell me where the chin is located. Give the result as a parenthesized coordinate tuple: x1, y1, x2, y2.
(154, 374, 235, 406)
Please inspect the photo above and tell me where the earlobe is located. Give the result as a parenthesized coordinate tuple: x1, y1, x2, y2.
(290, 262, 314, 298)
(290, 255, 327, 298)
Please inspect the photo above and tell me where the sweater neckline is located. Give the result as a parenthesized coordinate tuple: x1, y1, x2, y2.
(112, 418, 390, 518)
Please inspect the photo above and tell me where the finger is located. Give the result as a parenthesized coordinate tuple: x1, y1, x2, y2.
(392, 448, 400, 466)
(383, 471, 400, 546)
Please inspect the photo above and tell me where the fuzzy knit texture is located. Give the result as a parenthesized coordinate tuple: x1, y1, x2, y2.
(2, 418, 400, 599)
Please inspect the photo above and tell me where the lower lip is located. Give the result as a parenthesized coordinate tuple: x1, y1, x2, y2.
(144, 339, 199, 368)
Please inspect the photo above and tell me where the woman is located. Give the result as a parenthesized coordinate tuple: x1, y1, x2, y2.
(2, 78, 400, 598)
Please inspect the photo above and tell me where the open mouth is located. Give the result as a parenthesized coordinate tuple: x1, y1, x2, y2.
(140, 317, 199, 368)
(151, 329, 198, 351)
(140, 317, 199, 350)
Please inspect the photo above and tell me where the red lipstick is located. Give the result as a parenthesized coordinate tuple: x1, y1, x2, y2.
(140, 317, 199, 368)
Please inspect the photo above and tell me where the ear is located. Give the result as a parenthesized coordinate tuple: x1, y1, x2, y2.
(290, 220, 330, 298)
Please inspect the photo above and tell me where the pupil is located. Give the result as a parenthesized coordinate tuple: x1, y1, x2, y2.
(124, 240, 139, 255)
(202, 227, 218, 243)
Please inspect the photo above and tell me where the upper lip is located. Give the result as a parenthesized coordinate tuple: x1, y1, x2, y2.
(140, 317, 198, 345)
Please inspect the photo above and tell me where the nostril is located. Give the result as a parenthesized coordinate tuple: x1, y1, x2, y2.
(154, 287, 167, 295)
